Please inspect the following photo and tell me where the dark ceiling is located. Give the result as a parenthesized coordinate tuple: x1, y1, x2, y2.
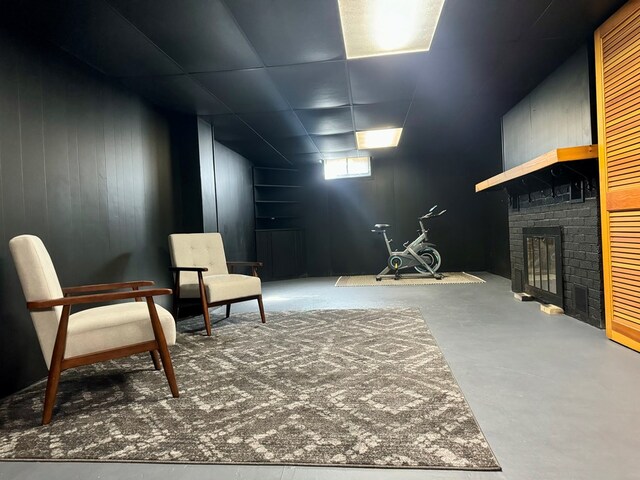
(0, 0, 627, 167)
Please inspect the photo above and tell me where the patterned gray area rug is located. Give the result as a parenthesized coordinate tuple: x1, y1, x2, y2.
(0, 308, 499, 470)
(335, 272, 485, 286)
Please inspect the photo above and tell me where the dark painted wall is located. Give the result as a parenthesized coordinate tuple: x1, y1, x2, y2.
(214, 141, 256, 262)
(169, 114, 203, 233)
(303, 143, 509, 277)
(502, 46, 594, 170)
(0, 30, 181, 398)
(197, 118, 217, 232)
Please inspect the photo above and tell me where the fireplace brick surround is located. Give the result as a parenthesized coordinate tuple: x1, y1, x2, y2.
(509, 183, 604, 328)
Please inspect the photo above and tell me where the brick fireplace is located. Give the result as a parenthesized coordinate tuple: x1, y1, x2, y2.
(508, 180, 604, 328)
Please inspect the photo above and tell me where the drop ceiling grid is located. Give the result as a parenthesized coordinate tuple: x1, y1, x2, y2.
(1, 0, 628, 166)
(103, 0, 419, 165)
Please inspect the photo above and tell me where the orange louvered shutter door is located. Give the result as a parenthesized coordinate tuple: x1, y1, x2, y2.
(595, 0, 640, 351)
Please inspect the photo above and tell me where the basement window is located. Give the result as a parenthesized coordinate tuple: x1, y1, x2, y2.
(324, 156, 371, 180)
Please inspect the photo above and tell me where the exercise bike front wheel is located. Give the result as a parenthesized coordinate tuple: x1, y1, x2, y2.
(414, 247, 442, 274)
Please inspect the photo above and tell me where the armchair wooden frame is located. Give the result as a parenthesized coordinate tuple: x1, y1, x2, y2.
(170, 262, 265, 336)
(28, 281, 179, 425)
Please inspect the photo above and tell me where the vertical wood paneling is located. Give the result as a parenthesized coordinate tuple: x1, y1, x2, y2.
(214, 141, 255, 262)
(42, 56, 73, 270)
(595, 0, 640, 352)
(502, 47, 594, 171)
(0, 31, 180, 398)
(0, 37, 26, 240)
(18, 52, 48, 240)
(197, 118, 217, 232)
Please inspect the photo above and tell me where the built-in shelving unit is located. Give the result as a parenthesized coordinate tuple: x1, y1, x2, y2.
(253, 167, 306, 280)
(253, 167, 304, 231)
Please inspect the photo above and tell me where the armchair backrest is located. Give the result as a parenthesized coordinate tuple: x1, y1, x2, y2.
(9, 235, 64, 368)
(169, 233, 229, 287)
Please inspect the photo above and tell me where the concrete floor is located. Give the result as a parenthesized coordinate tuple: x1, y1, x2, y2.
(2, 273, 640, 480)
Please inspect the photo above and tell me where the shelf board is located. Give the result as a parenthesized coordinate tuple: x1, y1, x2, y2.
(255, 200, 300, 204)
(475, 145, 598, 192)
(254, 184, 302, 188)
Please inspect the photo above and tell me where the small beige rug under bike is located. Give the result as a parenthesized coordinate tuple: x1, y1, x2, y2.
(335, 272, 486, 287)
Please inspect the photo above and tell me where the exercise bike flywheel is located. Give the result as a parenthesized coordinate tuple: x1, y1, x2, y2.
(414, 247, 442, 274)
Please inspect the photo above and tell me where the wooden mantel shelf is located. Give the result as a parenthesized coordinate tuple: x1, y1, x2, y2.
(475, 145, 599, 192)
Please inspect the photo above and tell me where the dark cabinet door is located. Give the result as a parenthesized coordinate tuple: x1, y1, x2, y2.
(257, 229, 305, 280)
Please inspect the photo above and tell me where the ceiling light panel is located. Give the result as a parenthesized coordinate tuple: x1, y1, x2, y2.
(356, 128, 403, 149)
(338, 0, 445, 59)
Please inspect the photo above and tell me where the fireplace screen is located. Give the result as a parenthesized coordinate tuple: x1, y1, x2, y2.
(523, 227, 563, 306)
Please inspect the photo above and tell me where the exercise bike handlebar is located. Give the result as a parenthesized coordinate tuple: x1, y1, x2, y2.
(420, 209, 446, 219)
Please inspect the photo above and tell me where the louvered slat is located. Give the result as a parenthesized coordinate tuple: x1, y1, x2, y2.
(610, 212, 640, 326)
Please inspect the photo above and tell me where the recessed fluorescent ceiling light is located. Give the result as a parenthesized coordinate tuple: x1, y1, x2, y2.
(356, 128, 403, 149)
(338, 0, 445, 59)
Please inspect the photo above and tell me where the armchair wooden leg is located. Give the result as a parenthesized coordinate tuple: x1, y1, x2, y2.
(150, 350, 161, 370)
(145, 298, 179, 398)
(43, 365, 62, 426)
(226, 303, 231, 318)
(257, 295, 266, 323)
(43, 305, 71, 425)
(197, 272, 212, 336)
(172, 271, 181, 319)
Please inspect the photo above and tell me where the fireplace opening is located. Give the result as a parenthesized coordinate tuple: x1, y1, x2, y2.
(523, 227, 563, 306)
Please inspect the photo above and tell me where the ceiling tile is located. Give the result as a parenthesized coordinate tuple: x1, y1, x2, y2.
(348, 54, 424, 104)
(353, 101, 411, 131)
(311, 133, 356, 152)
(210, 113, 257, 142)
(219, 139, 291, 167)
(271, 136, 319, 156)
(288, 152, 325, 164)
(193, 68, 290, 113)
(525, 0, 625, 41)
(225, 0, 345, 66)
(269, 61, 350, 109)
(210, 114, 291, 164)
(414, 47, 500, 100)
(120, 75, 229, 115)
(239, 111, 308, 139)
(404, 97, 473, 133)
(294, 107, 354, 135)
(107, 0, 262, 73)
(25, 0, 182, 76)
(433, 0, 552, 48)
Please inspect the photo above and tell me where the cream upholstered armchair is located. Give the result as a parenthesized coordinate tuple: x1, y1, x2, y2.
(9, 235, 179, 425)
(168, 233, 265, 335)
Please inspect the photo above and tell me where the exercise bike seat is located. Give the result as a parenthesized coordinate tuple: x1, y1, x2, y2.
(374, 223, 390, 229)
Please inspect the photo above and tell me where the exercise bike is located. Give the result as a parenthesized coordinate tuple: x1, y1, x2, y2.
(372, 205, 446, 281)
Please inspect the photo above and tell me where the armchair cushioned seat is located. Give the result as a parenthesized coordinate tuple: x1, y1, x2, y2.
(178, 273, 261, 302)
(66, 303, 176, 359)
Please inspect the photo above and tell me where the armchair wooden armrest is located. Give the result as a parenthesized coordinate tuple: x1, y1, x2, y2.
(63, 280, 155, 296)
(226, 261, 263, 276)
(169, 266, 209, 272)
(27, 288, 172, 310)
